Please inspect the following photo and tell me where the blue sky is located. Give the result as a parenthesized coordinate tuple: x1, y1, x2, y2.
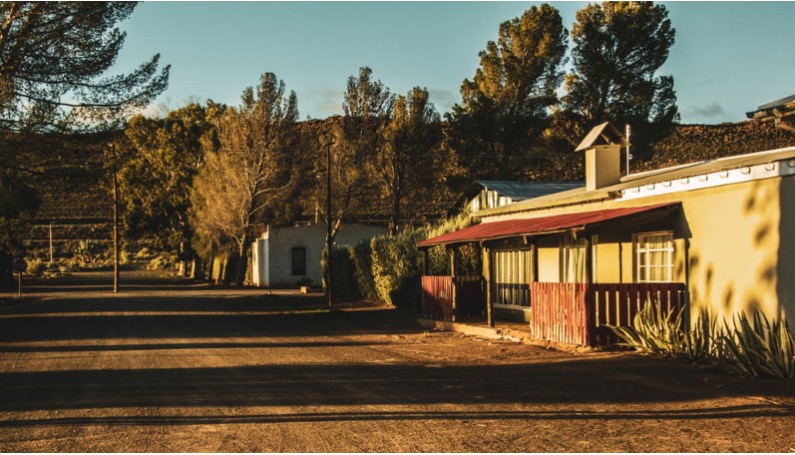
(113, 2, 795, 124)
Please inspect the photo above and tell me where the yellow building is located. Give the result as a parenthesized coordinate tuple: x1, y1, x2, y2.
(419, 122, 795, 346)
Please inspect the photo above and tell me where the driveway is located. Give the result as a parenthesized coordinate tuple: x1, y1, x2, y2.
(0, 272, 793, 452)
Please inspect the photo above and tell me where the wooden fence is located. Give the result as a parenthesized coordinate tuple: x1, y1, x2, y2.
(530, 282, 688, 346)
(586, 282, 688, 346)
(420, 275, 484, 321)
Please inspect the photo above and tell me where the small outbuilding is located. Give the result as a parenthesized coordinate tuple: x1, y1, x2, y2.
(251, 222, 387, 288)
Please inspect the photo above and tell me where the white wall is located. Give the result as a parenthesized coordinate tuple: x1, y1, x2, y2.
(252, 223, 387, 288)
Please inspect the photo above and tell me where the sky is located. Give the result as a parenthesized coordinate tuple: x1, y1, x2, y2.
(112, 1, 795, 125)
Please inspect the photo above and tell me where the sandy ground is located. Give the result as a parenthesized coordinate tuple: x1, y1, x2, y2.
(0, 271, 793, 452)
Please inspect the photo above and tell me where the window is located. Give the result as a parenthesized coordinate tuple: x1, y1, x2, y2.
(492, 248, 533, 307)
(291, 247, 306, 276)
(634, 231, 674, 282)
(561, 235, 588, 283)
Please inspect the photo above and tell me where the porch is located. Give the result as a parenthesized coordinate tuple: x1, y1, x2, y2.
(420, 276, 687, 347)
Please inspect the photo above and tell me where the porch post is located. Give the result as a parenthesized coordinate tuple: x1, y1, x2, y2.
(482, 244, 493, 327)
(585, 235, 593, 284)
(449, 247, 457, 322)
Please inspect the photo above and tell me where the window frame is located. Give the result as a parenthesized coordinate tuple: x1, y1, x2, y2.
(633, 231, 674, 283)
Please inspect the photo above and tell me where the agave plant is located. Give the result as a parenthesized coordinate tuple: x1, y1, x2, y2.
(717, 310, 795, 379)
(671, 309, 717, 362)
(609, 304, 716, 362)
(608, 304, 683, 356)
(611, 303, 795, 379)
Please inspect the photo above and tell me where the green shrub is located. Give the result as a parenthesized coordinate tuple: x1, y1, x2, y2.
(370, 229, 426, 307)
(349, 241, 377, 301)
(321, 245, 361, 303)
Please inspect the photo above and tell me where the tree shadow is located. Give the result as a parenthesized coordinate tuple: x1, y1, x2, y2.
(0, 358, 792, 414)
(0, 403, 790, 429)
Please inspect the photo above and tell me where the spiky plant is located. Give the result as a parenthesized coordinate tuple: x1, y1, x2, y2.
(718, 310, 795, 379)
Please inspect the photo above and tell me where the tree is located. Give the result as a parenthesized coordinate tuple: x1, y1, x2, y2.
(0, 2, 169, 133)
(190, 73, 298, 287)
(447, 3, 567, 179)
(0, 170, 40, 289)
(376, 87, 442, 233)
(118, 102, 223, 276)
(563, 1, 678, 126)
(320, 67, 394, 242)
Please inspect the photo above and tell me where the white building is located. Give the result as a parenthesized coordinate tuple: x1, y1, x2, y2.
(251, 223, 387, 288)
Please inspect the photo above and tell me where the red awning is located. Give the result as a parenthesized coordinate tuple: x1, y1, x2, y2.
(417, 203, 677, 248)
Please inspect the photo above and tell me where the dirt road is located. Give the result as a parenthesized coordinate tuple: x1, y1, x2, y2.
(0, 272, 793, 452)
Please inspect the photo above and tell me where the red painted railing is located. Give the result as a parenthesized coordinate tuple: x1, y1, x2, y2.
(423, 277, 688, 347)
(421, 276, 454, 321)
(529, 283, 590, 345)
(420, 275, 484, 321)
(530, 282, 688, 346)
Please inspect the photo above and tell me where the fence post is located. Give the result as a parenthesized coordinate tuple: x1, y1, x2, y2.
(483, 246, 493, 327)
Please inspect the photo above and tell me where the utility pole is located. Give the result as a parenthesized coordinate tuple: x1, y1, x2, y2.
(48, 222, 53, 264)
(326, 141, 333, 311)
(625, 123, 632, 175)
(111, 144, 120, 293)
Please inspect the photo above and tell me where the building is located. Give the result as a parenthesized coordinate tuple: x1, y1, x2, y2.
(467, 180, 581, 214)
(418, 122, 795, 346)
(251, 223, 387, 288)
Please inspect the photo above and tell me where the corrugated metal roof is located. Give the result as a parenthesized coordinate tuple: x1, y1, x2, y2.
(476, 145, 795, 217)
(475, 180, 582, 201)
(417, 203, 675, 247)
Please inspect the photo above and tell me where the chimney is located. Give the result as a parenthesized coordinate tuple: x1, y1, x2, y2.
(575, 122, 627, 191)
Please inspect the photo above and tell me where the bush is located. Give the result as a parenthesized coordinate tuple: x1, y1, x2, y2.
(321, 245, 361, 303)
(318, 210, 475, 308)
(368, 209, 474, 308)
(349, 241, 377, 301)
(146, 251, 179, 272)
(371, 228, 426, 308)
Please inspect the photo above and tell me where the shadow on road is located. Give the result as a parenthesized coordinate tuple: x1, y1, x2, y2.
(2, 272, 793, 430)
(1, 353, 794, 414)
(0, 403, 790, 428)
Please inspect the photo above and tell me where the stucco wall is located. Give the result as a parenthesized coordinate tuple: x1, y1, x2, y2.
(485, 173, 794, 328)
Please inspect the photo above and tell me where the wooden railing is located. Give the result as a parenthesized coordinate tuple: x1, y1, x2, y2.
(420, 275, 484, 321)
(530, 282, 688, 347)
(421, 276, 453, 321)
(423, 277, 688, 347)
(529, 283, 590, 345)
(587, 282, 688, 346)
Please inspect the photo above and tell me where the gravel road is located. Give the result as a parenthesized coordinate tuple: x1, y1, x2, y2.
(0, 272, 793, 452)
